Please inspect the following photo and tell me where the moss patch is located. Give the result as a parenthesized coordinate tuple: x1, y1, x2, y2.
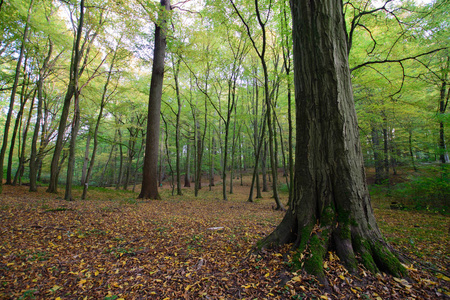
(371, 242, 406, 277)
(303, 231, 329, 282)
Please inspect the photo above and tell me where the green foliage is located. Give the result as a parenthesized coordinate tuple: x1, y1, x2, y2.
(390, 165, 450, 212)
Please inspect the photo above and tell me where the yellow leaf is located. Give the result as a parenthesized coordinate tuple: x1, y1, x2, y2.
(351, 288, 358, 294)
(328, 252, 334, 261)
(50, 285, 61, 292)
(79, 279, 87, 285)
(264, 272, 270, 277)
(323, 261, 328, 269)
(339, 274, 345, 280)
(320, 295, 328, 300)
(437, 273, 450, 281)
(55, 298, 62, 300)
(57, 235, 62, 239)
(291, 276, 302, 282)
(94, 270, 99, 276)
(6, 263, 14, 266)
(185, 285, 192, 291)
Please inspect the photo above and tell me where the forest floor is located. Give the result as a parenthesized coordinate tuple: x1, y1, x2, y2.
(0, 176, 449, 299)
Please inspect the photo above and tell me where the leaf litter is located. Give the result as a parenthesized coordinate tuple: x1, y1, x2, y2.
(0, 184, 448, 299)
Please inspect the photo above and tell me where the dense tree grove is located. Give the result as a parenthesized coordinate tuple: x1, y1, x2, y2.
(0, 0, 449, 278)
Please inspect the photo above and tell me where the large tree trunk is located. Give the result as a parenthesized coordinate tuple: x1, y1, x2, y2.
(260, 0, 405, 282)
(139, 0, 171, 199)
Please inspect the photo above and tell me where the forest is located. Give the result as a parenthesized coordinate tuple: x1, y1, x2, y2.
(0, 0, 449, 298)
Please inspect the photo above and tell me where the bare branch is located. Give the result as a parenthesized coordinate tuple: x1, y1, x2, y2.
(351, 47, 447, 72)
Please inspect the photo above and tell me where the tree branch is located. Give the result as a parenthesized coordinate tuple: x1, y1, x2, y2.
(351, 47, 447, 72)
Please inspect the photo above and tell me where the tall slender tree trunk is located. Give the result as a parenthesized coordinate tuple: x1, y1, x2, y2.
(99, 134, 117, 187)
(64, 96, 81, 201)
(281, 4, 294, 205)
(80, 132, 91, 186)
(139, 0, 171, 199)
(47, 0, 84, 193)
(209, 135, 215, 189)
(383, 124, 389, 183)
(408, 130, 417, 171)
(0, 0, 33, 193)
(439, 60, 449, 163)
(371, 127, 383, 184)
(261, 0, 405, 282)
(7, 69, 30, 185)
(13, 91, 35, 186)
(184, 142, 191, 187)
(30, 39, 53, 192)
(116, 127, 123, 190)
(81, 47, 116, 198)
(133, 131, 145, 192)
(261, 140, 268, 192)
(172, 57, 183, 195)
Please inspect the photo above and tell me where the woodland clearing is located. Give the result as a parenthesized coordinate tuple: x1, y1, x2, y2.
(0, 175, 449, 299)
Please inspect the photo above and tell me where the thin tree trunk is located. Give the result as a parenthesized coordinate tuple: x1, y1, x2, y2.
(47, 0, 84, 193)
(0, 0, 33, 193)
(80, 132, 91, 186)
(439, 60, 449, 163)
(30, 38, 53, 192)
(81, 46, 116, 198)
(383, 124, 389, 184)
(133, 130, 145, 192)
(209, 134, 215, 189)
(409, 130, 417, 171)
(64, 96, 81, 201)
(116, 127, 123, 190)
(261, 140, 268, 192)
(184, 142, 191, 187)
(173, 57, 183, 195)
(7, 69, 30, 185)
(230, 109, 237, 195)
(99, 135, 117, 187)
(14, 91, 35, 186)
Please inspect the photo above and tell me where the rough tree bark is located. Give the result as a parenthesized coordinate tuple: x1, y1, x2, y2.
(260, 0, 405, 282)
(139, 0, 171, 199)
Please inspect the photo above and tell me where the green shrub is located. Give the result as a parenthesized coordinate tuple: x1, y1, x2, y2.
(390, 165, 449, 213)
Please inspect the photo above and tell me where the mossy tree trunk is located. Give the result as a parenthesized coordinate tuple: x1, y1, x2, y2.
(260, 0, 406, 282)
